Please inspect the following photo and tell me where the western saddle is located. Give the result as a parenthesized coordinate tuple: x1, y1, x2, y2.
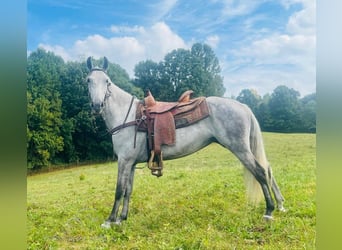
(136, 90, 210, 177)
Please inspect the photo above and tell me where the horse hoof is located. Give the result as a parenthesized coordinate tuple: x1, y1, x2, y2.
(263, 215, 273, 221)
(278, 206, 286, 212)
(114, 220, 122, 226)
(101, 221, 112, 229)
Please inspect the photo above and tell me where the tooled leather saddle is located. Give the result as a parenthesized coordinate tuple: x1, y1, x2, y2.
(136, 90, 210, 177)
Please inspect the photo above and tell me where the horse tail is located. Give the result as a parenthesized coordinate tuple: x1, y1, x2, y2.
(244, 112, 271, 204)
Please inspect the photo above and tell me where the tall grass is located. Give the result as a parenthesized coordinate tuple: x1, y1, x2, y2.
(27, 133, 316, 249)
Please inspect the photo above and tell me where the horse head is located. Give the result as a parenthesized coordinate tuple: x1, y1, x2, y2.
(86, 56, 110, 114)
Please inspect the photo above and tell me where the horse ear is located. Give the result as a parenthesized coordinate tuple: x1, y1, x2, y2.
(103, 57, 109, 71)
(87, 57, 93, 70)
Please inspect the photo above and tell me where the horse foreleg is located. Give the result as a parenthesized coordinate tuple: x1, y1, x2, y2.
(120, 165, 136, 221)
(101, 159, 133, 228)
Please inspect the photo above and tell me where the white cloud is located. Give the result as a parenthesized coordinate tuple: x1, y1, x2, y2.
(223, 59, 316, 98)
(235, 34, 315, 66)
(142, 22, 187, 59)
(286, 2, 315, 35)
(38, 43, 72, 61)
(71, 35, 146, 74)
(39, 22, 187, 77)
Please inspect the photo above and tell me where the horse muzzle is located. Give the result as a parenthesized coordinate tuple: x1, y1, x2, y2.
(91, 102, 104, 114)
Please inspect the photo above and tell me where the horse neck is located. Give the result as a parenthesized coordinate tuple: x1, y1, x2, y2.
(102, 84, 137, 129)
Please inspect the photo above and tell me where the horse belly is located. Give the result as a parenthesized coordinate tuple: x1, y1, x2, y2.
(161, 122, 214, 160)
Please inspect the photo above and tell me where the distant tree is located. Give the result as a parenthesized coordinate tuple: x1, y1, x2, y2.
(27, 49, 65, 169)
(299, 93, 316, 132)
(161, 48, 193, 100)
(268, 85, 301, 132)
(256, 94, 273, 131)
(236, 89, 261, 115)
(133, 60, 167, 99)
(235, 87, 316, 133)
(190, 43, 225, 97)
(58, 61, 89, 163)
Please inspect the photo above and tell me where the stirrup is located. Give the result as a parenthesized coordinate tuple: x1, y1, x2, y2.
(151, 169, 163, 177)
(148, 151, 163, 177)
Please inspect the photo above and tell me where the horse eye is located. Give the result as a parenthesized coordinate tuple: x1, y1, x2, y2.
(87, 78, 91, 83)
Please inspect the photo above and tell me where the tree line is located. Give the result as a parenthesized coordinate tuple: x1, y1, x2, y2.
(27, 45, 315, 170)
(236, 88, 316, 133)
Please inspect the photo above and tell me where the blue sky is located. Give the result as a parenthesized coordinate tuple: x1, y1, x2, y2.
(27, 0, 316, 97)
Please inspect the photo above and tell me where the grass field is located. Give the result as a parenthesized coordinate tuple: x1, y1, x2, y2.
(27, 133, 316, 249)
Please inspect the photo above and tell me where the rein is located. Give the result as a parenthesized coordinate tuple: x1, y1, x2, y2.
(108, 95, 136, 135)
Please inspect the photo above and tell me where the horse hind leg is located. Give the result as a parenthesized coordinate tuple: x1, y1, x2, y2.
(268, 168, 286, 212)
(234, 150, 275, 220)
(254, 160, 276, 220)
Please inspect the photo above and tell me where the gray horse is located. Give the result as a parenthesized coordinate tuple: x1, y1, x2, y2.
(86, 57, 285, 228)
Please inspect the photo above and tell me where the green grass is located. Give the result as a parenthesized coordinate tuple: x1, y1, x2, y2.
(27, 132, 316, 249)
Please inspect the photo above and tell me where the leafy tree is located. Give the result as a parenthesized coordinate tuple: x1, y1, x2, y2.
(235, 87, 316, 133)
(27, 49, 65, 169)
(57, 61, 89, 163)
(299, 93, 316, 132)
(236, 89, 261, 115)
(161, 48, 193, 100)
(256, 94, 273, 131)
(190, 43, 225, 97)
(134, 60, 166, 99)
(268, 85, 301, 132)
